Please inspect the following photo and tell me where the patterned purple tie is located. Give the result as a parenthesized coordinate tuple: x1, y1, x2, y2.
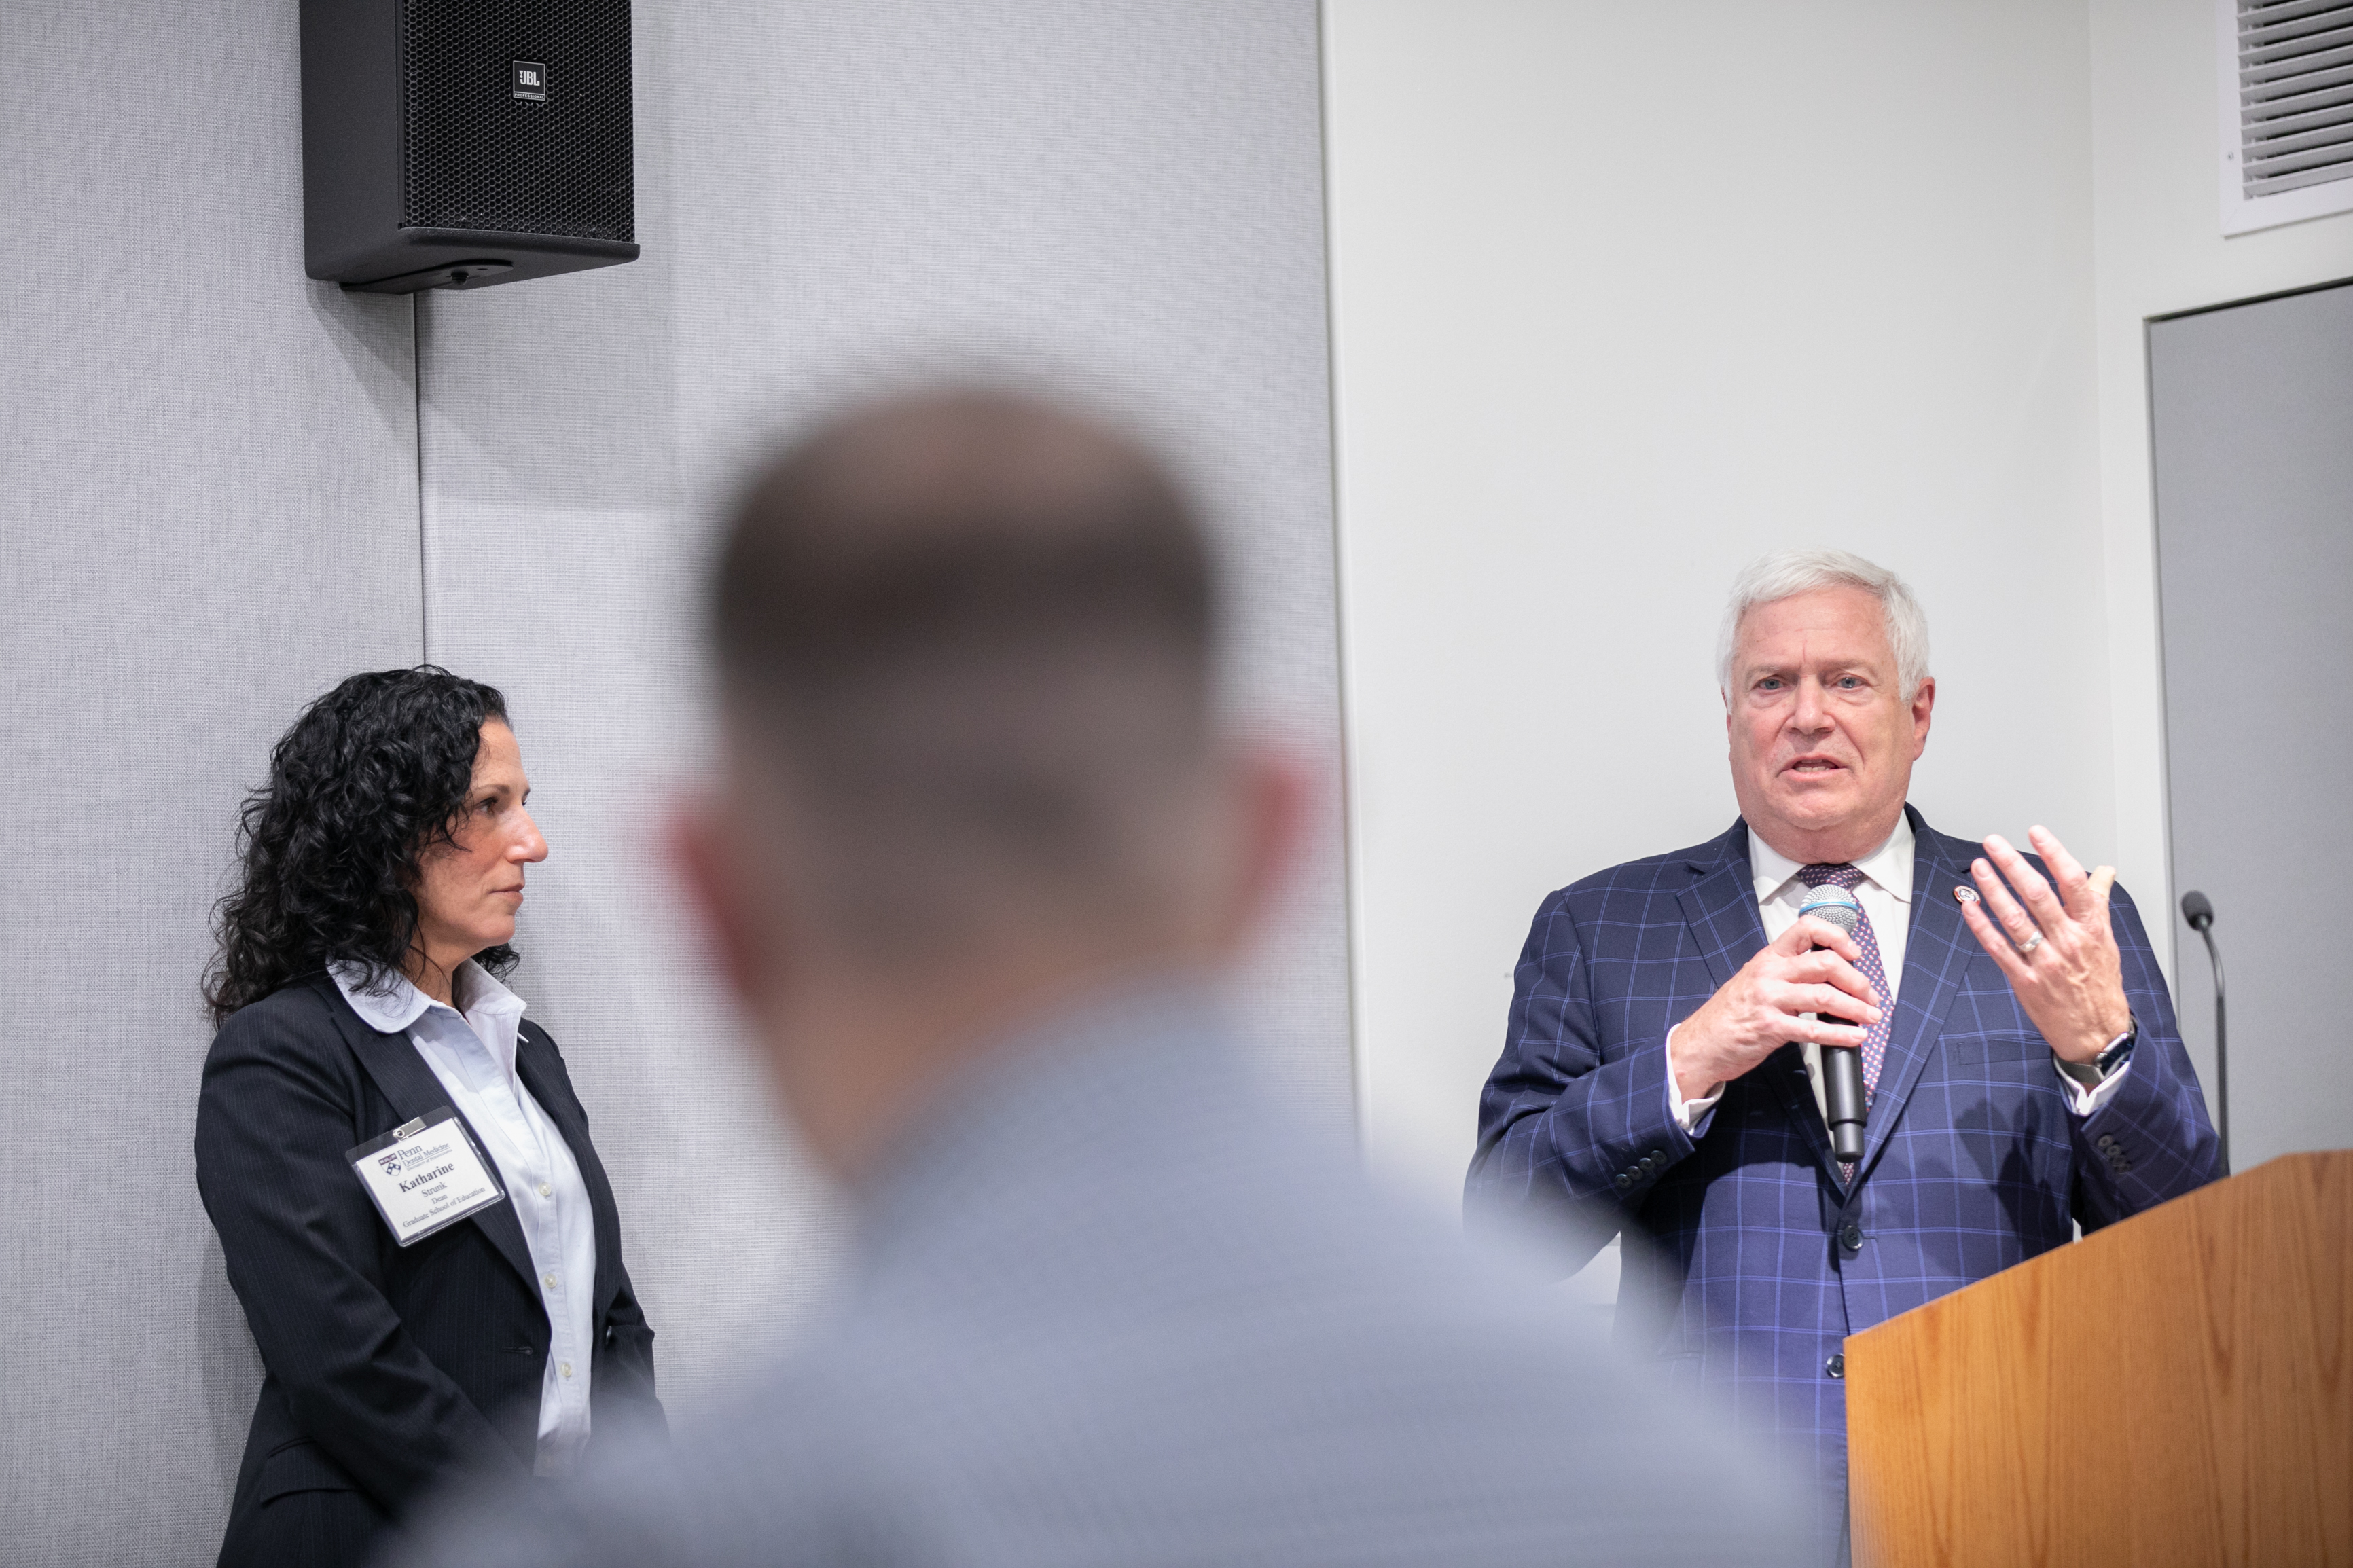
(1797, 863, 1891, 1182)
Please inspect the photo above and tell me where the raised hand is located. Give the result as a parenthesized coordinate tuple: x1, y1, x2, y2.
(1956, 826, 2131, 1063)
(1669, 917, 1882, 1102)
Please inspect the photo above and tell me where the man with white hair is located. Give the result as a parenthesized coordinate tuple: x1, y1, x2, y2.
(1468, 549, 2221, 1553)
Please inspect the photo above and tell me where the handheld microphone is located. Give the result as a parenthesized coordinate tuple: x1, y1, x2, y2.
(2180, 890, 2229, 1172)
(1797, 886, 1869, 1163)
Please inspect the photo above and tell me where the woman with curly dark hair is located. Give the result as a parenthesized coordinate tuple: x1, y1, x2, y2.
(195, 667, 663, 1568)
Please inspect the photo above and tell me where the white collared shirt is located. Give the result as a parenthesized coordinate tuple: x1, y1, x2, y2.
(1668, 814, 2127, 1133)
(331, 960, 598, 1476)
(1749, 816, 1915, 1125)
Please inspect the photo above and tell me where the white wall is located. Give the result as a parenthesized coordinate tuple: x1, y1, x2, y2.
(1324, 0, 2353, 1209)
(1325, 1, 2119, 1205)
(2088, 0, 2353, 1006)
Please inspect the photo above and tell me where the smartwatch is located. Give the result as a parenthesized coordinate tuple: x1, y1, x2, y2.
(2056, 1023, 2136, 1089)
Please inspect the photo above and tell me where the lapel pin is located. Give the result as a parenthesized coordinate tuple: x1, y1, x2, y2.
(1954, 886, 1979, 905)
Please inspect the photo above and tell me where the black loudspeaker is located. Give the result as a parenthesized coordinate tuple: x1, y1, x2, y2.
(301, 0, 637, 293)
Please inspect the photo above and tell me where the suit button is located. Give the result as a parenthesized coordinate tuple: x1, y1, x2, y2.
(1838, 1223, 1864, 1253)
(2096, 1135, 2115, 1152)
(1826, 1354, 1845, 1379)
(1614, 1173, 1633, 1190)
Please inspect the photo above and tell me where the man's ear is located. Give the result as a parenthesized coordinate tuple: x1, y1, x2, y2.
(1219, 744, 1312, 954)
(668, 792, 776, 1006)
(1909, 674, 1937, 757)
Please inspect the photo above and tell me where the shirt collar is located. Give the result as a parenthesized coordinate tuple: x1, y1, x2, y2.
(327, 958, 525, 1034)
(1748, 811, 1916, 907)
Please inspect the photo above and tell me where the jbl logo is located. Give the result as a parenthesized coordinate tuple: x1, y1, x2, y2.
(511, 61, 547, 101)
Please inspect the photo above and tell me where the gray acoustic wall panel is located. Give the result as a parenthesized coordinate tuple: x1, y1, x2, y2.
(414, 0, 1347, 1419)
(0, 0, 1342, 1553)
(0, 4, 424, 1564)
(2151, 280, 2353, 1171)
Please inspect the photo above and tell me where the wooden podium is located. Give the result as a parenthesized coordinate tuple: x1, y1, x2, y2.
(1847, 1152, 2351, 1567)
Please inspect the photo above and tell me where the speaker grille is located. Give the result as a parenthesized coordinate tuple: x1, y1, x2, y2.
(399, 0, 635, 242)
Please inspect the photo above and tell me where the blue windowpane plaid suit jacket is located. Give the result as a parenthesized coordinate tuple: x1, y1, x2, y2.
(1467, 806, 2221, 1523)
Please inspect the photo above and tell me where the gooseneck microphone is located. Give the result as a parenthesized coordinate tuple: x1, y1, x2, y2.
(2180, 890, 2229, 1172)
(1797, 886, 1869, 1163)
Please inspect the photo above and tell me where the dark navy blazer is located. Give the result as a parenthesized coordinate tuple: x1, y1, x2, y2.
(1467, 807, 2221, 1516)
(196, 972, 664, 1567)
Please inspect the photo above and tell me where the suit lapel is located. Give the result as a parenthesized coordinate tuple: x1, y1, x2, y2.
(321, 976, 540, 1292)
(1853, 806, 1975, 1183)
(1674, 824, 1844, 1178)
(1675, 822, 1768, 991)
(516, 1022, 624, 1324)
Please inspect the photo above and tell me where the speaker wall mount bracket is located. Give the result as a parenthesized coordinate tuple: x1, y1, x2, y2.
(343, 259, 515, 295)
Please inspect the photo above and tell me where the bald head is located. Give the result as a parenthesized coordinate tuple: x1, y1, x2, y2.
(712, 390, 1221, 955)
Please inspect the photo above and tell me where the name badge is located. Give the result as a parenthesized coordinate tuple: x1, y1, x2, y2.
(346, 1106, 507, 1247)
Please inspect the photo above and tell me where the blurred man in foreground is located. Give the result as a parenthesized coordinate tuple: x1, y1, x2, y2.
(395, 390, 1806, 1567)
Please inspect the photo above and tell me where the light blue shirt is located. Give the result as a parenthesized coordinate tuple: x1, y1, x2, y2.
(331, 960, 598, 1476)
(392, 981, 1811, 1568)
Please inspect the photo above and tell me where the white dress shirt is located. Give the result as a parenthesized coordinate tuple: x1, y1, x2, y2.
(331, 960, 599, 1476)
(1668, 814, 2130, 1135)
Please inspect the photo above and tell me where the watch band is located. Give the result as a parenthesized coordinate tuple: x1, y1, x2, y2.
(2095, 1027, 2137, 1074)
(2056, 1023, 2136, 1089)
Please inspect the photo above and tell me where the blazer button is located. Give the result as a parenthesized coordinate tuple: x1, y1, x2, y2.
(2096, 1135, 2115, 1152)
(1837, 1223, 1864, 1254)
(1614, 1173, 1634, 1190)
(1826, 1353, 1845, 1379)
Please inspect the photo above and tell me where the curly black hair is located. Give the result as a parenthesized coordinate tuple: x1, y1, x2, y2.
(205, 666, 517, 1025)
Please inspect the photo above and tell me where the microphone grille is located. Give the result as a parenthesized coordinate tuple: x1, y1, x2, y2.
(1797, 885, 1863, 936)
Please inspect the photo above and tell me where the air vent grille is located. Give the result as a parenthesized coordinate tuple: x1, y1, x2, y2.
(2223, 0, 2353, 232)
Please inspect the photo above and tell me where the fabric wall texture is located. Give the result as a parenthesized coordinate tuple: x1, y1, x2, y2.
(414, 0, 1348, 1419)
(0, 1, 1342, 1561)
(0, 4, 423, 1565)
